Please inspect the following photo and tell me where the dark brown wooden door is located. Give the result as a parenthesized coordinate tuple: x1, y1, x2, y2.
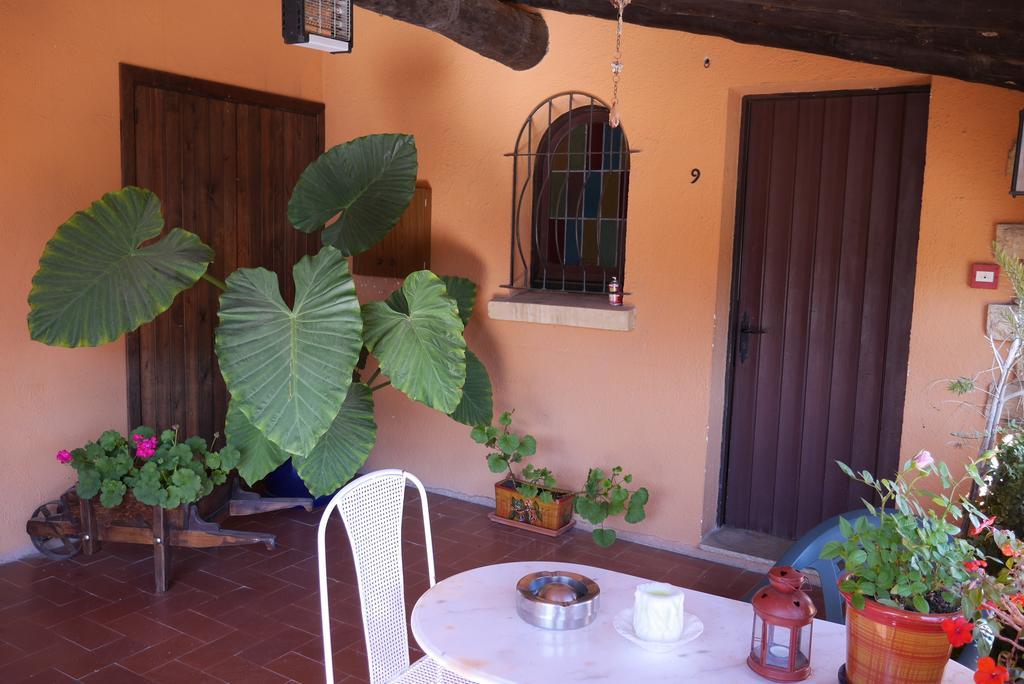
(723, 88, 929, 539)
(120, 65, 325, 441)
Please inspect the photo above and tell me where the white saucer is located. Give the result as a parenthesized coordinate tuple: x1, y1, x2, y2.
(613, 608, 705, 653)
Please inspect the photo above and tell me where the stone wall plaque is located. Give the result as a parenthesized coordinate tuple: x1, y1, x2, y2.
(988, 303, 1020, 340)
(996, 223, 1024, 259)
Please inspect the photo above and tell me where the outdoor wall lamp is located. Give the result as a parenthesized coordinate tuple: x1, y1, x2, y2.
(283, 0, 352, 54)
(1013, 109, 1024, 197)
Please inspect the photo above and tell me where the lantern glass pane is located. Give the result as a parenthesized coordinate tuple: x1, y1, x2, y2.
(750, 614, 764, 662)
(1015, 143, 1024, 195)
(798, 623, 812, 668)
(765, 623, 793, 669)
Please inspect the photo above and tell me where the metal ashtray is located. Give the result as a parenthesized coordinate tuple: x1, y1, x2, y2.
(516, 570, 600, 630)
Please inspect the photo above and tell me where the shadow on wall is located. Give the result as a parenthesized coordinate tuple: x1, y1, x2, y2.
(432, 232, 506, 387)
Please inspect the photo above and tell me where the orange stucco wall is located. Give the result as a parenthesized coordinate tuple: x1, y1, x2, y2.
(327, 9, 1024, 552)
(2, 2, 1023, 559)
(0, 0, 322, 559)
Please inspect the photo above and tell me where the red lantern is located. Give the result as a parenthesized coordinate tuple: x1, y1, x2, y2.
(748, 566, 816, 681)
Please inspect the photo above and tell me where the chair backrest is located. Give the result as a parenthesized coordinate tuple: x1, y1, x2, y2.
(317, 469, 437, 684)
(743, 508, 880, 623)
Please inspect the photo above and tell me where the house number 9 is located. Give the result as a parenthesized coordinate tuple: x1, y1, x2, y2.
(691, 169, 701, 184)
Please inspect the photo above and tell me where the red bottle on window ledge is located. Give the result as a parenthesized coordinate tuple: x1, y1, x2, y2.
(608, 277, 623, 306)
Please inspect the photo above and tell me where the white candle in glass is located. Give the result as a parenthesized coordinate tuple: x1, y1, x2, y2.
(633, 582, 685, 642)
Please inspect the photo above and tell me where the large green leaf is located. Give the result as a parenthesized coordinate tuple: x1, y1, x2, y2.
(288, 134, 418, 257)
(363, 270, 466, 413)
(28, 187, 213, 347)
(224, 402, 290, 486)
(387, 275, 478, 325)
(439, 276, 477, 324)
(449, 351, 493, 426)
(216, 247, 363, 455)
(294, 383, 377, 496)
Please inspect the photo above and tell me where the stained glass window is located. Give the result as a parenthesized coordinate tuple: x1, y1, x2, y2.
(529, 104, 630, 292)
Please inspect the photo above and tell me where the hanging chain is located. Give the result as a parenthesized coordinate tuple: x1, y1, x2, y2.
(609, 0, 629, 128)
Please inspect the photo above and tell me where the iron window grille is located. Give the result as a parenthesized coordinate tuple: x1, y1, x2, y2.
(506, 92, 635, 294)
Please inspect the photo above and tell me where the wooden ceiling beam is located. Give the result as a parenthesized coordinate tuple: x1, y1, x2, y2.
(353, 0, 548, 71)
(513, 0, 1024, 90)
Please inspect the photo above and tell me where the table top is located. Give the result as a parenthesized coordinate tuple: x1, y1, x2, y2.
(410, 561, 974, 684)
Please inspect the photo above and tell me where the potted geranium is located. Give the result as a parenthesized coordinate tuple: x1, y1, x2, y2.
(471, 410, 649, 546)
(820, 450, 992, 683)
(62, 425, 239, 509)
(472, 411, 573, 534)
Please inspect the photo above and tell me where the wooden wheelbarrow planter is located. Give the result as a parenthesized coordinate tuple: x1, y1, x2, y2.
(26, 478, 312, 592)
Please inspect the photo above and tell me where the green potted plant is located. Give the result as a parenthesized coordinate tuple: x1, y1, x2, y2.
(472, 410, 573, 534)
(819, 451, 991, 683)
(27, 134, 493, 498)
(471, 410, 649, 546)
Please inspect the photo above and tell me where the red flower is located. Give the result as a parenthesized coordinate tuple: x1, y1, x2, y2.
(974, 656, 1009, 683)
(1011, 594, 1024, 607)
(1001, 543, 1020, 558)
(941, 617, 974, 647)
(964, 560, 988, 572)
(971, 516, 998, 536)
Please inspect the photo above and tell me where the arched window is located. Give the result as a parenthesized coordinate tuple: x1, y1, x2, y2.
(508, 93, 631, 294)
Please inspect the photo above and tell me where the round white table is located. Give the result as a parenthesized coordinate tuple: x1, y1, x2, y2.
(410, 561, 975, 683)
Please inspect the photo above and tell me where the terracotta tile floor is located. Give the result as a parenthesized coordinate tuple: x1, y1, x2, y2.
(0, 492, 769, 683)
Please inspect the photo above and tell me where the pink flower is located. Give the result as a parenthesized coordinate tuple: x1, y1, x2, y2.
(971, 516, 998, 536)
(912, 450, 934, 469)
(55, 449, 72, 464)
(133, 435, 158, 460)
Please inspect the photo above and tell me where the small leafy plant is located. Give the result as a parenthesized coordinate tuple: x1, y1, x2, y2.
(58, 427, 239, 509)
(471, 410, 650, 547)
(819, 451, 987, 614)
(574, 466, 649, 547)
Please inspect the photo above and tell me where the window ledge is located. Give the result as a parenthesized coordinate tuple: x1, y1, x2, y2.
(487, 291, 635, 331)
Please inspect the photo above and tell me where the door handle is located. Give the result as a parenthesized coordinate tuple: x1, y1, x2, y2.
(738, 312, 766, 363)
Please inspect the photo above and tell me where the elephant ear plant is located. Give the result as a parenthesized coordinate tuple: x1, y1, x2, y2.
(28, 134, 493, 497)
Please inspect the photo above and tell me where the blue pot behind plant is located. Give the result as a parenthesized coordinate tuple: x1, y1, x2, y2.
(264, 459, 341, 508)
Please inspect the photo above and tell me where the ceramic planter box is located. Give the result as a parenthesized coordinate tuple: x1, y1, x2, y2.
(489, 477, 575, 536)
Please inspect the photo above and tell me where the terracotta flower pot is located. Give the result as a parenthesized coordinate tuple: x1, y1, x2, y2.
(841, 591, 956, 684)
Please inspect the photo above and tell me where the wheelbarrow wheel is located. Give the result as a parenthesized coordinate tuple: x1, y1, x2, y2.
(29, 500, 82, 561)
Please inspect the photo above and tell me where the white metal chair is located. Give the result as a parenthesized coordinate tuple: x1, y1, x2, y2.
(317, 469, 472, 684)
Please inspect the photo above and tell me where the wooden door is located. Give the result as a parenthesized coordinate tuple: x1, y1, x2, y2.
(120, 65, 325, 441)
(722, 88, 929, 539)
